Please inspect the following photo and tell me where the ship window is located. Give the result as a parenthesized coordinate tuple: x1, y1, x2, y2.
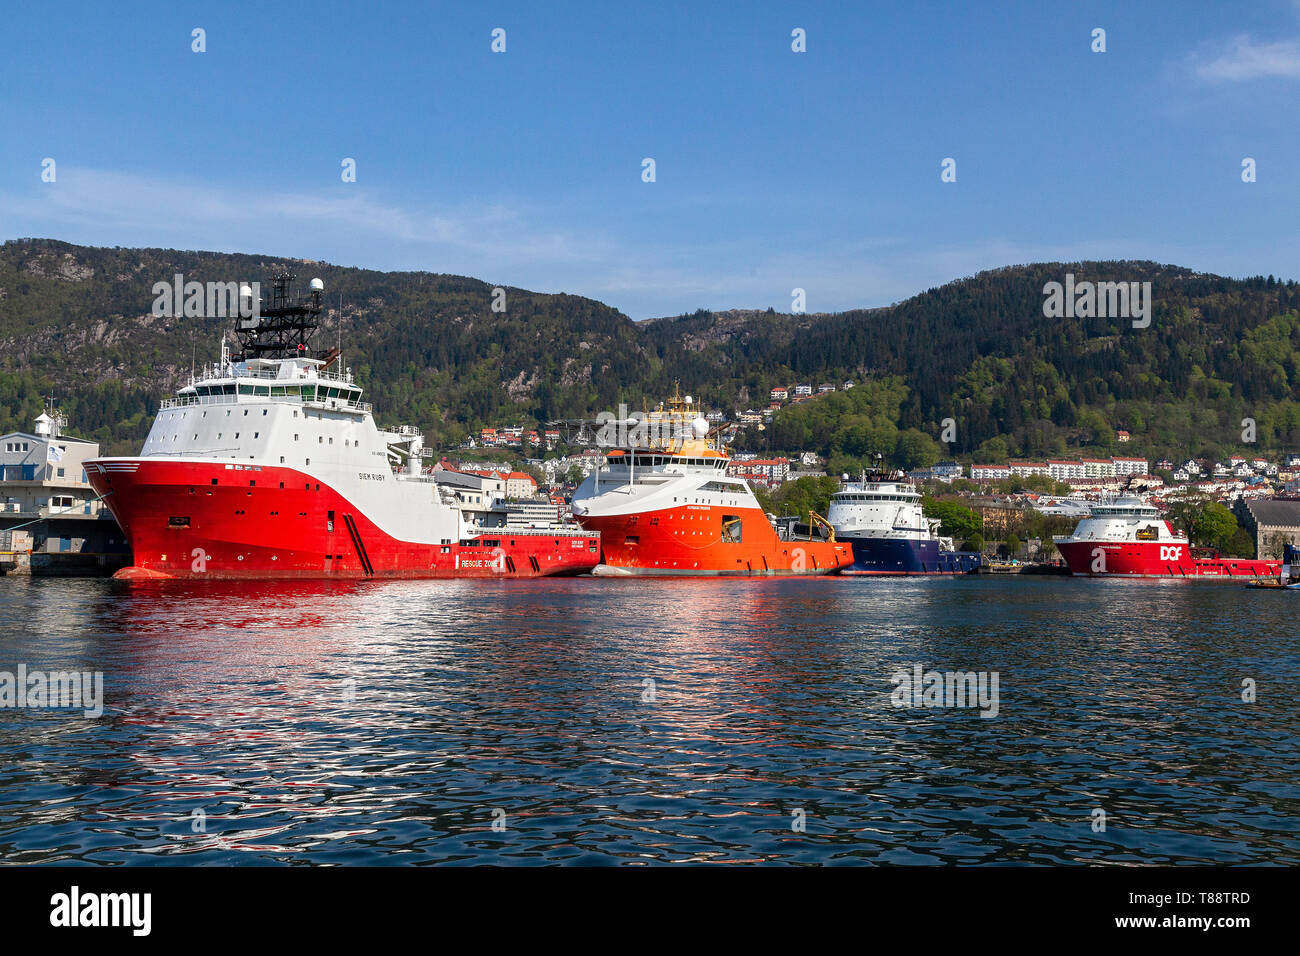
(625, 535, 639, 545)
(327, 511, 335, 531)
(168, 516, 190, 527)
(239, 385, 253, 395)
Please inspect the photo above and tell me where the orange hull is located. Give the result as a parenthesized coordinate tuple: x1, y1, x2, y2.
(577, 504, 851, 575)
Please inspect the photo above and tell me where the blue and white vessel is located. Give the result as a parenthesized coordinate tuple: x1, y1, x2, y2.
(827, 476, 981, 575)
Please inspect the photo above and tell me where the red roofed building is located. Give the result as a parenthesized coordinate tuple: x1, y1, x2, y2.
(505, 471, 538, 498)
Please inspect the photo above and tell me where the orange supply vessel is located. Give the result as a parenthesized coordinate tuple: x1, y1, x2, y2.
(569, 390, 851, 576)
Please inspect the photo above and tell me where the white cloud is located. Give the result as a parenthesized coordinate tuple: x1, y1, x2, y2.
(0, 166, 603, 269)
(1, 167, 1275, 322)
(1193, 35, 1300, 82)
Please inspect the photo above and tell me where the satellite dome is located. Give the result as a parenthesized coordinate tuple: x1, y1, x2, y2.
(239, 283, 254, 299)
(684, 394, 693, 405)
(309, 277, 325, 292)
(691, 417, 709, 438)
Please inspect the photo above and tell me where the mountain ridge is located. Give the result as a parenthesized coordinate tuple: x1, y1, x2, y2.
(2, 239, 1297, 468)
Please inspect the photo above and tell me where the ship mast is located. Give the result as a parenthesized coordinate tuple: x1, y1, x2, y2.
(234, 272, 326, 360)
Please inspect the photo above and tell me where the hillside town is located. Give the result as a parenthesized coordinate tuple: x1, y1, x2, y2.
(445, 381, 1300, 563)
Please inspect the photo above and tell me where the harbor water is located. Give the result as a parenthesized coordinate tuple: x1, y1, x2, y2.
(0, 575, 1296, 865)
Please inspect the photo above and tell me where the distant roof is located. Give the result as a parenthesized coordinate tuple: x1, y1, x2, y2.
(0, 430, 94, 445)
(1244, 499, 1300, 527)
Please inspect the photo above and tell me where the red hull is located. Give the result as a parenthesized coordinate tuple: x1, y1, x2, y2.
(86, 459, 599, 579)
(577, 504, 852, 575)
(1056, 540, 1280, 579)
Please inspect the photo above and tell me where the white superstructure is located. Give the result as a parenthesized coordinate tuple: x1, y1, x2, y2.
(827, 479, 934, 542)
(1053, 496, 1182, 545)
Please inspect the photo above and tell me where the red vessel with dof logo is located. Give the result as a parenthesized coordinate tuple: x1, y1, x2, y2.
(1053, 497, 1279, 579)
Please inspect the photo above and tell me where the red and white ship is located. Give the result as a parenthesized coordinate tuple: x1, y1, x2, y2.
(86, 273, 598, 579)
(1053, 496, 1279, 579)
(569, 390, 852, 575)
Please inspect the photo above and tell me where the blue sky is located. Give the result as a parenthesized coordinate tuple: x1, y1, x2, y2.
(3, 0, 1299, 318)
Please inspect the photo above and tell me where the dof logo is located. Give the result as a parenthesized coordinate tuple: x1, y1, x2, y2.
(1159, 545, 1182, 561)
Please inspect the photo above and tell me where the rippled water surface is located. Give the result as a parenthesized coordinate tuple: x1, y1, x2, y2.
(0, 575, 1296, 865)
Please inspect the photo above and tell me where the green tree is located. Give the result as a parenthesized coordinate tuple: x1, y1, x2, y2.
(895, 428, 942, 470)
(923, 498, 982, 540)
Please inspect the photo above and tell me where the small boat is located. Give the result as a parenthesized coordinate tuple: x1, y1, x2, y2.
(1247, 544, 1300, 589)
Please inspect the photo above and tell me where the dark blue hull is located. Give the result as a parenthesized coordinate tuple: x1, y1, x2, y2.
(842, 535, 981, 575)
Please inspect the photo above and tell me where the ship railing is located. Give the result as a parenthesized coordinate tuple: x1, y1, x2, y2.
(222, 366, 356, 383)
(462, 525, 598, 537)
(160, 393, 372, 413)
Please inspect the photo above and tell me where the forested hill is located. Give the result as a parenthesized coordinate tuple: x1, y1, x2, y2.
(655, 262, 1300, 469)
(2, 239, 1298, 465)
